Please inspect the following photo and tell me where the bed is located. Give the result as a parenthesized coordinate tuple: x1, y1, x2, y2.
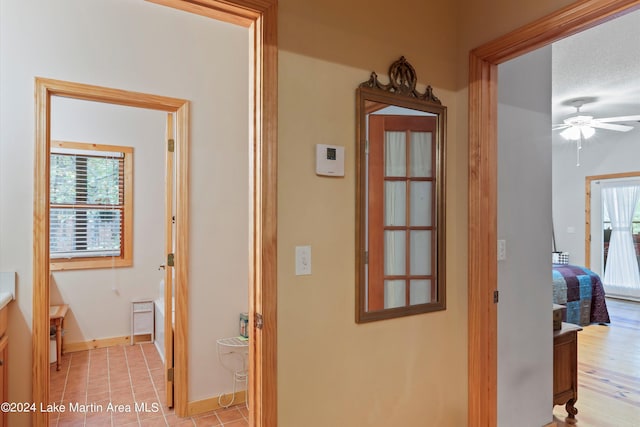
(552, 263, 610, 326)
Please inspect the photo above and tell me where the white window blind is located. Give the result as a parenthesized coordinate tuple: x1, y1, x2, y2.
(50, 150, 124, 259)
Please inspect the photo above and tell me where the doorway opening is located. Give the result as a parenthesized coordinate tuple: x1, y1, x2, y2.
(468, 1, 640, 425)
(33, 78, 190, 425)
(32, 1, 278, 425)
(142, 3, 279, 426)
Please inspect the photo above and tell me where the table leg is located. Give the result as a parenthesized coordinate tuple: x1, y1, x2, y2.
(55, 320, 62, 371)
(565, 398, 578, 420)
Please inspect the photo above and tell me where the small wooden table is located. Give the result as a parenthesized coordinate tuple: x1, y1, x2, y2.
(49, 304, 68, 371)
(553, 322, 582, 421)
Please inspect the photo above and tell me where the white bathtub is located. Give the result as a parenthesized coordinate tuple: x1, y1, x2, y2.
(154, 298, 174, 363)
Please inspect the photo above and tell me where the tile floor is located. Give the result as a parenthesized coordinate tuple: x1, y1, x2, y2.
(49, 343, 249, 426)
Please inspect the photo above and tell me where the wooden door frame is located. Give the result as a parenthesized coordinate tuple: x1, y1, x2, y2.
(32, 1, 277, 425)
(164, 113, 176, 408)
(468, 0, 640, 425)
(145, 1, 277, 426)
(33, 78, 190, 426)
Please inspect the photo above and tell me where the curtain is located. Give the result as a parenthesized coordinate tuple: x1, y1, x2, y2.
(384, 131, 406, 308)
(410, 132, 432, 177)
(602, 183, 640, 298)
(382, 131, 434, 307)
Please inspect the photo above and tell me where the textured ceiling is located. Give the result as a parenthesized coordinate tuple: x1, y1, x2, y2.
(552, 9, 640, 127)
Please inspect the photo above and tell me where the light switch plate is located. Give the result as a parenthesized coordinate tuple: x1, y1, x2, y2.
(295, 246, 312, 275)
(497, 240, 506, 261)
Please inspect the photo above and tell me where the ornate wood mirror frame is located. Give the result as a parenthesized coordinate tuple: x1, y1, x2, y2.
(356, 57, 446, 323)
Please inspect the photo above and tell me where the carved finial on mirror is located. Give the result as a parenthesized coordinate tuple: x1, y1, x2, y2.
(359, 56, 441, 104)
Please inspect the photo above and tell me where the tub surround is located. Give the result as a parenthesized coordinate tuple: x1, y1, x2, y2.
(154, 297, 175, 363)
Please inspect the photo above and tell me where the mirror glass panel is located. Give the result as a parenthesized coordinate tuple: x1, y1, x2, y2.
(356, 57, 446, 323)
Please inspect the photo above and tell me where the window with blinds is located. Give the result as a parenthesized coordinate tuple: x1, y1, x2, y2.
(50, 141, 133, 268)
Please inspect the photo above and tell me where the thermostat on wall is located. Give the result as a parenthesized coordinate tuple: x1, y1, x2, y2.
(316, 144, 345, 176)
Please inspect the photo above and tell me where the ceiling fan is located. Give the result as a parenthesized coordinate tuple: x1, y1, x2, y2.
(553, 99, 640, 165)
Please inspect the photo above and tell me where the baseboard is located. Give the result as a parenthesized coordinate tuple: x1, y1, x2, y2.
(131, 334, 153, 344)
(63, 335, 132, 353)
(606, 294, 640, 303)
(187, 391, 247, 416)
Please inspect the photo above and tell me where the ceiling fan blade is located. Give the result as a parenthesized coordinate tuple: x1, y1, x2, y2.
(552, 124, 570, 130)
(595, 115, 640, 123)
(590, 122, 633, 132)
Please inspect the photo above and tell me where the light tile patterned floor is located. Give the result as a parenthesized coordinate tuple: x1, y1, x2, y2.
(49, 343, 248, 426)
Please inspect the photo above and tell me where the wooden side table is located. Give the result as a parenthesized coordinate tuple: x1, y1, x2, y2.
(49, 304, 68, 371)
(553, 322, 582, 421)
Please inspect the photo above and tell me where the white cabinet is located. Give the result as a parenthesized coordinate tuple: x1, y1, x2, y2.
(131, 299, 154, 344)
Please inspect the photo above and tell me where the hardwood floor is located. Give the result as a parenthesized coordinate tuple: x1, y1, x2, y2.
(553, 298, 640, 426)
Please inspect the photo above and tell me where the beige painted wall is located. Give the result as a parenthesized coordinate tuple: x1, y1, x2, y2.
(279, 0, 458, 92)
(277, 1, 466, 425)
(278, 52, 466, 426)
(276, 0, 578, 426)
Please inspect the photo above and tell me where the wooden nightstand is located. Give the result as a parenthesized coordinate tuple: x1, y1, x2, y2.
(553, 322, 582, 421)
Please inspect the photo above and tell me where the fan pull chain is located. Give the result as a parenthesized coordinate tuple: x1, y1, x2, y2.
(576, 133, 583, 166)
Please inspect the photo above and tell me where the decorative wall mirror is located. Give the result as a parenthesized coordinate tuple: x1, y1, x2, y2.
(355, 56, 446, 323)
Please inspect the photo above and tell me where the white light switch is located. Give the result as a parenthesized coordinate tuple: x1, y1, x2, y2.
(295, 246, 312, 276)
(497, 240, 506, 261)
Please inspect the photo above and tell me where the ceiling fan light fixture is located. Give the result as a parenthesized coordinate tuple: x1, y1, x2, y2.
(581, 125, 595, 139)
(560, 126, 580, 140)
(559, 125, 595, 141)
(554, 99, 640, 167)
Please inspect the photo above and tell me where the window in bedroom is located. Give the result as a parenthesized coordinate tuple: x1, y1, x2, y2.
(598, 180, 640, 299)
(603, 190, 640, 274)
(49, 141, 133, 271)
